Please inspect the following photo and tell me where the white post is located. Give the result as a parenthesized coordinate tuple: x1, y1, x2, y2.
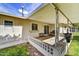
(55, 8, 59, 45)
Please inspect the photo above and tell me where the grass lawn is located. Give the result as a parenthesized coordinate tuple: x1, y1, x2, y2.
(66, 32, 79, 56)
(0, 43, 30, 56)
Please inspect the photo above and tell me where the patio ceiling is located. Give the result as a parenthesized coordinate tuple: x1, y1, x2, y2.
(0, 3, 79, 24)
(29, 3, 79, 24)
(56, 3, 79, 23)
(28, 4, 69, 24)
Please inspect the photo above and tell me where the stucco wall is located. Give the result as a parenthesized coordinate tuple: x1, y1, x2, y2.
(28, 20, 55, 37)
(0, 14, 30, 40)
(0, 14, 54, 40)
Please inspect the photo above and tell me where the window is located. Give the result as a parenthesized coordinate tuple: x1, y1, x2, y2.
(4, 20, 13, 26)
(32, 23, 38, 30)
(44, 25, 49, 34)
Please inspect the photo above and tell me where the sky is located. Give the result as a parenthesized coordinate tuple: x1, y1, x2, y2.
(0, 3, 42, 18)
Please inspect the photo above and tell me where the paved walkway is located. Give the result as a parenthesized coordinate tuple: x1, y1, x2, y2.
(0, 39, 27, 49)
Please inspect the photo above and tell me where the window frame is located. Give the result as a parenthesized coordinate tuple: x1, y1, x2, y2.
(32, 23, 38, 31)
(4, 20, 13, 26)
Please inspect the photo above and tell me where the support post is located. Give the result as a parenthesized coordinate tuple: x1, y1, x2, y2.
(55, 8, 59, 45)
(52, 3, 73, 26)
(67, 19, 69, 33)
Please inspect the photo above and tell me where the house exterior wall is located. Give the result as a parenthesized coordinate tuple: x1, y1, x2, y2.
(0, 14, 54, 40)
(28, 20, 55, 37)
(0, 14, 30, 40)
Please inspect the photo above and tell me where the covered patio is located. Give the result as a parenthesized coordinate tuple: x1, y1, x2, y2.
(27, 3, 74, 56)
(0, 3, 79, 56)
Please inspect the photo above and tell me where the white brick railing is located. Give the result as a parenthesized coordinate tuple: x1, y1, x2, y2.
(28, 36, 67, 56)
